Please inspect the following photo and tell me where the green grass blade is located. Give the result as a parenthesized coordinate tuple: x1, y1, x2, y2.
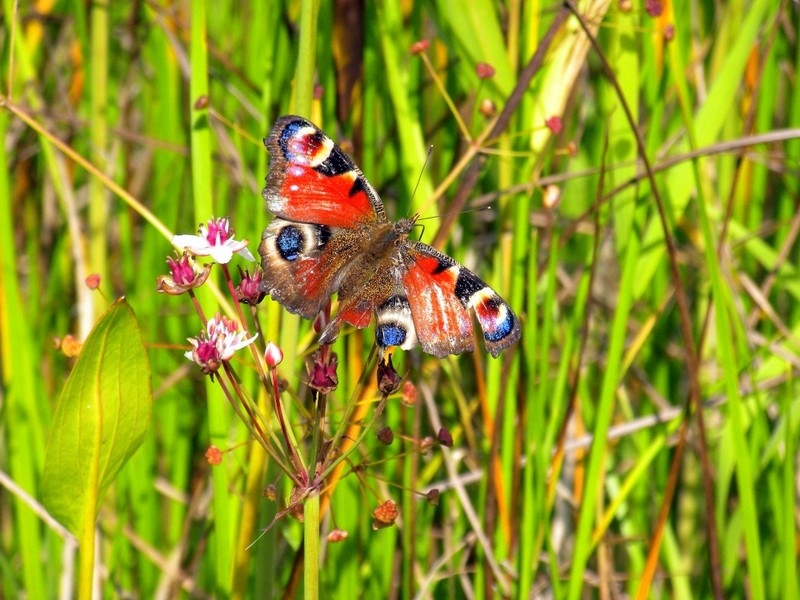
(293, 0, 319, 116)
(88, 0, 110, 304)
(778, 383, 799, 599)
(567, 227, 640, 600)
(696, 188, 766, 598)
(0, 110, 49, 600)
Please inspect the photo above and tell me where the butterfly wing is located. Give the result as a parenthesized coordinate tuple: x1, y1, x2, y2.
(318, 265, 419, 349)
(397, 242, 520, 358)
(262, 115, 387, 227)
(260, 116, 389, 317)
(259, 219, 364, 319)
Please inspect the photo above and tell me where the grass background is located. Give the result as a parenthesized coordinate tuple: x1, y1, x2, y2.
(1, 0, 799, 598)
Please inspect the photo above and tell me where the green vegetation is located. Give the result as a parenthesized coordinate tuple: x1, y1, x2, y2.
(1, 1, 797, 598)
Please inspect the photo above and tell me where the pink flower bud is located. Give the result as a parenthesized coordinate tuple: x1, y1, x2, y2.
(265, 341, 284, 367)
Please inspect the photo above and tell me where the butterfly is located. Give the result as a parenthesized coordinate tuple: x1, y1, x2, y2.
(258, 115, 521, 358)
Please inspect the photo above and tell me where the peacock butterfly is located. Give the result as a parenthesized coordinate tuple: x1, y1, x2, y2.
(258, 116, 520, 358)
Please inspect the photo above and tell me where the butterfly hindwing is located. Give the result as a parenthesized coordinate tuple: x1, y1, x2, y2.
(259, 220, 335, 318)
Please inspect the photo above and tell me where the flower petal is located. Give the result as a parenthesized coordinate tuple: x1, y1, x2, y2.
(236, 247, 256, 262)
(209, 245, 234, 264)
(173, 234, 212, 254)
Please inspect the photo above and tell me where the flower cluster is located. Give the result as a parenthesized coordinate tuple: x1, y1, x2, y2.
(184, 313, 258, 375)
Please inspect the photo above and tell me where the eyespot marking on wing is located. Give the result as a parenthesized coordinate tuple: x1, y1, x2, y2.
(473, 292, 517, 342)
(275, 225, 304, 261)
(375, 295, 417, 351)
(376, 324, 408, 348)
(277, 119, 354, 178)
(273, 223, 330, 262)
(278, 122, 330, 165)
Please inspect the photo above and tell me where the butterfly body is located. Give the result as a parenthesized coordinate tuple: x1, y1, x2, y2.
(259, 116, 520, 358)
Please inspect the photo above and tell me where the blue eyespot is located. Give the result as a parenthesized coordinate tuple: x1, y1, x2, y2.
(276, 226, 303, 261)
(279, 120, 307, 160)
(376, 323, 407, 348)
(484, 310, 515, 342)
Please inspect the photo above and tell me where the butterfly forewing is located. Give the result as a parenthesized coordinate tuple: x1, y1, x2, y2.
(402, 242, 520, 358)
(263, 116, 386, 228)
(400, 246, 476, 357)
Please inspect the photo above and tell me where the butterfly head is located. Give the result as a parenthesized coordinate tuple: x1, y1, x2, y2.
(390, 214, 418, 242)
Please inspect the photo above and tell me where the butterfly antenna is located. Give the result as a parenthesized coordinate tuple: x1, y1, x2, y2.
(411, 145, 434, 204)
(417, 204, 494, 222)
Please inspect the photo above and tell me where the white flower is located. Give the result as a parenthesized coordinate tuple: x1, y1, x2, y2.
(173, 216, 255, 264)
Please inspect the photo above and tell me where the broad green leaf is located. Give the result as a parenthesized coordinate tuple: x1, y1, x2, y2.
(41, 298, 152, 535)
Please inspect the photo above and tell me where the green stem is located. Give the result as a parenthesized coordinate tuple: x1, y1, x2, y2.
(319, 394, 387, 481)
(304, 491, 320, 600)
(293, 0, 319, 116)
(77, 522, 95, 600)
(88, 0, 109, 305)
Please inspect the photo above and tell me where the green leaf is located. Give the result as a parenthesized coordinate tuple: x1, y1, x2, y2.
(41, 298, 152, 535)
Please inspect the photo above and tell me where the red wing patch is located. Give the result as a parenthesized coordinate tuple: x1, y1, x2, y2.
(260, 220, 350, 319)
(336, 302, 373, 328)
(260, 251, 338, 320)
